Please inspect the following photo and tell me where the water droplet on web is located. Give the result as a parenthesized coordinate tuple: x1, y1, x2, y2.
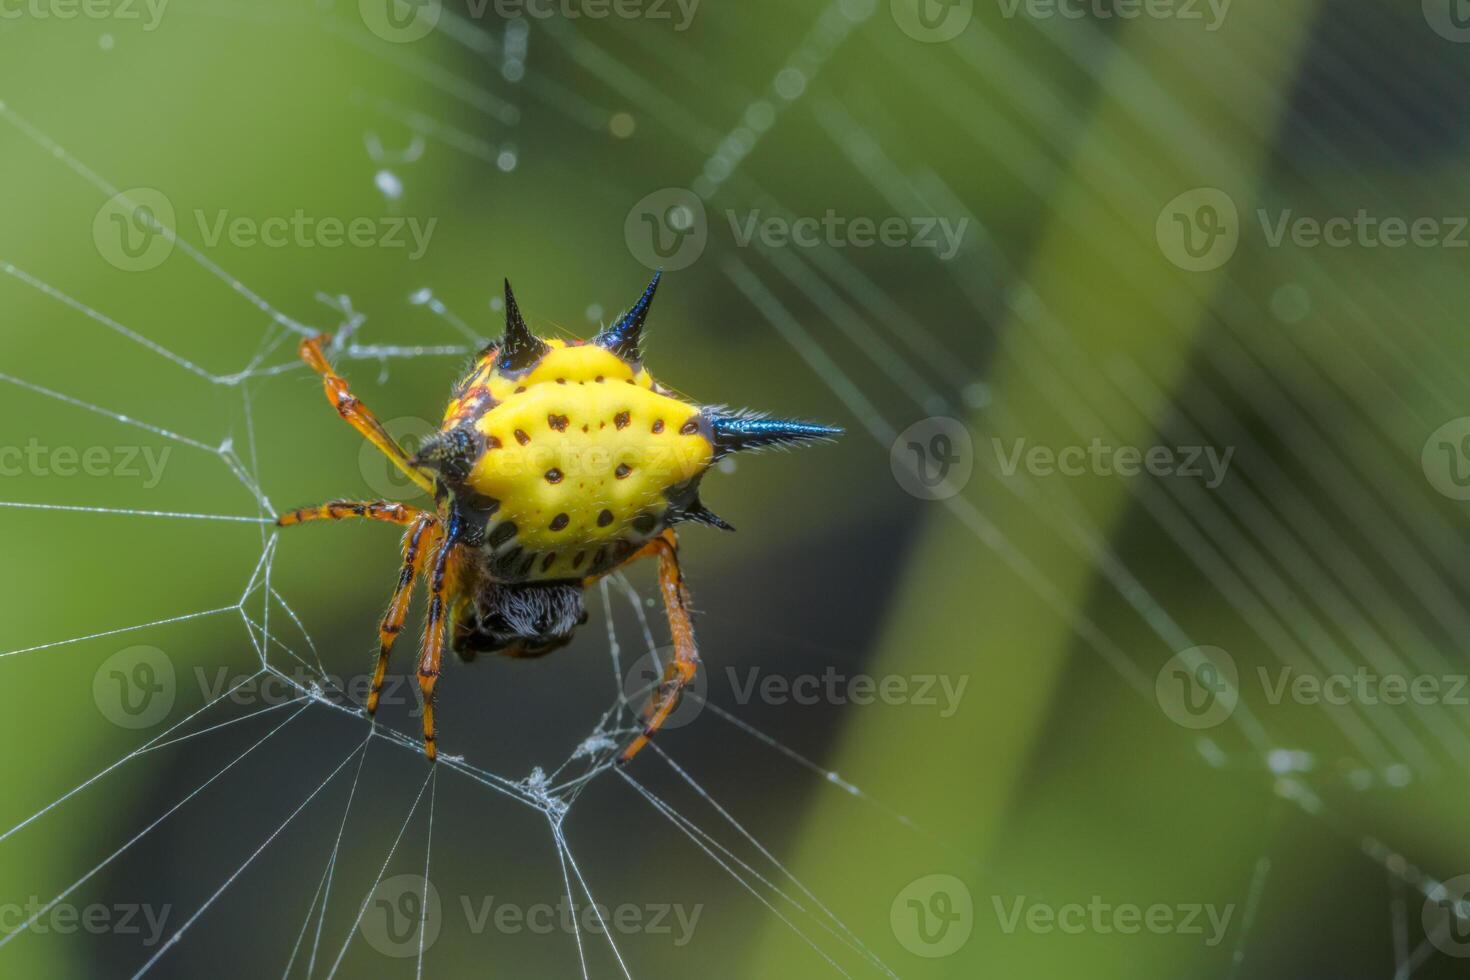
(703, 155, 732, 183)
(374, 169, 403, 202)
(774, 68, 807, 101)
(744, 101, 776, 132)
(1194, 737, 1227, 768)
(609, 112, 636, 139)
(1270, 283, 1311, 323)
(1266, 748, 1313, 774)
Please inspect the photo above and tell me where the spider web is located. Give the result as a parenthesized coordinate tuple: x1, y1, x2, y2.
(3, 1, 1470, 978)
(0, 105, 902, 980)
(0, 5, 926, 977)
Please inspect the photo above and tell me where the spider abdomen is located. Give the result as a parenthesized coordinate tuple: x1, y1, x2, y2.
(446, 343, 714, 582)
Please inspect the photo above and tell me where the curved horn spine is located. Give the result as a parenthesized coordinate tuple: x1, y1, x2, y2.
(595, 270, 660, 361)
(497, 279, 548, 372)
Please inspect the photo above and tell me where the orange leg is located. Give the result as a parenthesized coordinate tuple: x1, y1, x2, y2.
(276, 499, 425, 528)
(298, 334, 436, 496)
(617, 530, 699, 764)
(417, 520, 460, 761)
(368, 514, 439, 715)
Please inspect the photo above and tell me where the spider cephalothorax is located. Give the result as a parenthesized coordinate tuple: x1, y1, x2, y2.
(278, 272, 840, 762)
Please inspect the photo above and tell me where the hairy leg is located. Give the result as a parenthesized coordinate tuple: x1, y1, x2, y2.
(417, 515, 462, 761)
(616, 530, 699, 764)
(297, 333, 436, 496)
(368, 514, 438, 715)
(276, 499, 425, 528)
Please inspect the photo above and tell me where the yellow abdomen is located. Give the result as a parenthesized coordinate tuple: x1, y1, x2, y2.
(449, 343, 713, 581)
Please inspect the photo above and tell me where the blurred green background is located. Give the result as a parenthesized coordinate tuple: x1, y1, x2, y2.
(4, 0, 1470, 976)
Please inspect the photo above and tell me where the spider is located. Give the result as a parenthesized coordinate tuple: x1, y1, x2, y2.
(277, 272, 841, 764)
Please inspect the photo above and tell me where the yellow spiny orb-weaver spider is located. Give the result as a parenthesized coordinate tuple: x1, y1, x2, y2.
(277, 272, 842, 763)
